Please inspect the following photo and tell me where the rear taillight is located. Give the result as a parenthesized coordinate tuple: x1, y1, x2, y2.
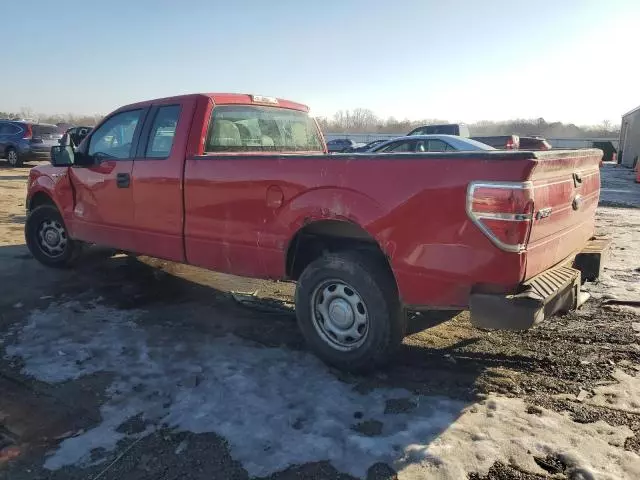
(505, 138, 514, 149)
(22, 124, 33, 140)
(466, 182, 534, 252)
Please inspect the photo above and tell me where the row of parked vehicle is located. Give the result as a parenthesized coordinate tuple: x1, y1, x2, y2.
(326, 123, 552, 154)
(0, 119, 93, 167)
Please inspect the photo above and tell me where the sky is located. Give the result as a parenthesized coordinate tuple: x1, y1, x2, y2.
(2, 0, 639, 125)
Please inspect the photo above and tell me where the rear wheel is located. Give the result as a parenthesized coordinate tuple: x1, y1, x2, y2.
(25, 205, 83, 268)
(295, 251, 406, 372)
(6, 148, 22, 167)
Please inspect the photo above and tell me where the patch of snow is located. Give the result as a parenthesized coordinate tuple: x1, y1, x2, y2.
(401, 395, 639, 480)
(4, 301, 640, 478)
(4, 301, 460, 476)
(588, 370, 640, 415)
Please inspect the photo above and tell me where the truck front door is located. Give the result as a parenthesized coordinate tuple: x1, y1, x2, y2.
(68, 108, 147, 251)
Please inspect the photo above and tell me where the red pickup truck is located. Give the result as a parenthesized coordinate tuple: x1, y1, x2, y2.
(25, 93, 606, 371)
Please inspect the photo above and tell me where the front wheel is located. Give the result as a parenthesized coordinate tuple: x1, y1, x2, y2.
(295, 251, 406, 372)
(25, 205, 83, 268)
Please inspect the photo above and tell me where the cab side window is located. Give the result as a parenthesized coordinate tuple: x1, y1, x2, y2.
(145, 105, 180, 158)
(89, 110, 143, 159)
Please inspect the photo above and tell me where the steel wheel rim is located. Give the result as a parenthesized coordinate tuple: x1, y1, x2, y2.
(310, 279, 369, 351)
(37, 219, 67, 258)
(7, 150, 17, 166)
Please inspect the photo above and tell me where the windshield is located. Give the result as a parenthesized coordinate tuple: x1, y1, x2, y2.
(204, 105, 323, 153)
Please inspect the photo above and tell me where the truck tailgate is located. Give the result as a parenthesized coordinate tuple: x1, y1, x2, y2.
(525, 149, 601, 280)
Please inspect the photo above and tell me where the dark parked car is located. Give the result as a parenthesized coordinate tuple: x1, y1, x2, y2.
(0, 120, 63, 166)
(343, 139, 390, 153)
(326, 138, 355, 153)
(471, 135, 520, 150)
(519, 136, 552, 150)
(371, 135, 495, 153)
(407, 123, 470, 137)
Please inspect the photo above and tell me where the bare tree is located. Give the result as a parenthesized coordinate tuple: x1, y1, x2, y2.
(18, 107, 38, 122)
(2, 107, 621, 139)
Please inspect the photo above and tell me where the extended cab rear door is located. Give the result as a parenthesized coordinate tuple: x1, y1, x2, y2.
(129, 97, 196, 262)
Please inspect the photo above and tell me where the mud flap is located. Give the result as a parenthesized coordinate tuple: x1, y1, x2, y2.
(470, 266, 581, 330)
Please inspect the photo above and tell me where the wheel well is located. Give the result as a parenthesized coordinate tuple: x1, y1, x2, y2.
(28, 192, 55, 211)
(4, 145, 16, 155)
(285, 220, 395, 282)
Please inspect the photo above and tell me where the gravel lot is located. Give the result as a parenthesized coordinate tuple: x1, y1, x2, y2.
(0, 162, 639, 479)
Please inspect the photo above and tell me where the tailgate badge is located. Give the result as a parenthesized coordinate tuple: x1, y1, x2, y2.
(572, 195, 583, 211)
(535, 207, 552, 220)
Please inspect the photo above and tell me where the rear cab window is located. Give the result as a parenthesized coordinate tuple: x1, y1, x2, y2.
(204, 105, 324, 153)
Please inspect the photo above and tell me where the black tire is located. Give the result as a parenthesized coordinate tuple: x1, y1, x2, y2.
(295, 251, 406, 372)
(25, 205, 83, 268)
(6, 147, 22, 167)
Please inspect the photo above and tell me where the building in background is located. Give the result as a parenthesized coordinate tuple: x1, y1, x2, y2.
(619, 105, 640, 168)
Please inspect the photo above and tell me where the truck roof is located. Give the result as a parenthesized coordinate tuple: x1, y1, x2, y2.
(114, 93, 310, 113)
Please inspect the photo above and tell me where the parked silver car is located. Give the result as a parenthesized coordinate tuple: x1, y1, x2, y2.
(370, 134, 496, 153)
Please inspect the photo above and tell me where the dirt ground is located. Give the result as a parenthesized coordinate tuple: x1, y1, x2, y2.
(0, 161, 639, 479)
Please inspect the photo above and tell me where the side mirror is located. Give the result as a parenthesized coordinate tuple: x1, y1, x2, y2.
(50, 145, 74, 166)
